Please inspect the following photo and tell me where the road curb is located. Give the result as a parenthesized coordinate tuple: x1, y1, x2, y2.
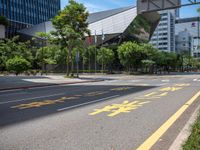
(0, 80, 103, 92)
(169, 105, 200, 150)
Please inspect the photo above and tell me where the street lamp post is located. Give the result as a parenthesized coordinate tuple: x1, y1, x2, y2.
(101, 29, 105, 74)
(198, 15, 200, 60)
(95, 46, 97, 74)
(94, 30, 97, 74)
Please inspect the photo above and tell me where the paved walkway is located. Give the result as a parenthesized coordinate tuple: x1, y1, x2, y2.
(0, 75, 94, 91)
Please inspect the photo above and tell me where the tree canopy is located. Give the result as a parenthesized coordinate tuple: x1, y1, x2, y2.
(97, 47, 114, 72)
(50, 0, 90, 75)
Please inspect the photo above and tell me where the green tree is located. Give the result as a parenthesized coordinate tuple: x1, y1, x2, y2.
(50, 0, 90, 76)
(97, 47, 114, 73)
(197, 7, 200, 13)
(82, 45, 96, 71)
(153, 51, 178, 73)
(141, 44, 158, 61)
(0, 36, 33, 70)
(165, 52, 178, 69)
(117, 42, 142, 72)
(6, 56, 31, 75)
(36, 45, 59, 70)
(0, 16, 9, 26)
(142, 59, 155, 73)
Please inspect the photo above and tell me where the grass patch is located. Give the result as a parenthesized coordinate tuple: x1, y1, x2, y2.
(182, 111, 200, 150)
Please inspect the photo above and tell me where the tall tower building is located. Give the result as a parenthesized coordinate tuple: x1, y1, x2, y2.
(176, 17, 200, 59)
(0, 0, 60, 37)
(149, 9, 178, 52)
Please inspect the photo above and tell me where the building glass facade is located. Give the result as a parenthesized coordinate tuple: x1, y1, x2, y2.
(0, 0, 60, 37)
(175, 17, 200, 59)
(149, 9, 178, 52)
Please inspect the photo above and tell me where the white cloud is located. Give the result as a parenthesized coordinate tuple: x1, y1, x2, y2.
(61, 0, 110, 12)
(76, 0, 109, 13)
(83, 2, 108, 12)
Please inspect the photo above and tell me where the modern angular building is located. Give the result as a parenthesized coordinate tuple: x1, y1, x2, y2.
(0, 0, 60, 37)
(18, 6, 160, 46)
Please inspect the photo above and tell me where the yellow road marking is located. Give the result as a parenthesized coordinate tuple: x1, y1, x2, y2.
(11, 96, 79, 109)
(89, 100, 150, 117)
(174, 84, 190, 87)
(85, 91, 108, 96)
(137, 92, 168, 100)
(159, 87, 183, 92)
(110, 87, 132, 91)
(136, 90, 200, 150)
(145, 92, 157, 97)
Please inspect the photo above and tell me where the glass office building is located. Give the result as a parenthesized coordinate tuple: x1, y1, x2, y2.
(0, 0, 60, 37)
(175, 17, 200, 59)
(149, 9, 178, 53)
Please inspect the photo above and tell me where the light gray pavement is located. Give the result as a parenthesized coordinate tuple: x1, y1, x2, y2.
(0, 74, 200, 150)
(0, 75, 100, 91)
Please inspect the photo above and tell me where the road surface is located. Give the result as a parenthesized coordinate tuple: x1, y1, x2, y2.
(0, 74, 200, 150)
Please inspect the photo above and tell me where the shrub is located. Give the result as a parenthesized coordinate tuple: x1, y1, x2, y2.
(0, 16, 9, 26)
(6, 56, 31, 75)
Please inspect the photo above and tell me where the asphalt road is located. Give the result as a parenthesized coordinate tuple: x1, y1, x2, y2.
(0, 74, 200, 150)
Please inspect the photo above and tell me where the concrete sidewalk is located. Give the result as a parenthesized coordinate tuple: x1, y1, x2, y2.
(0, 75, 102, 91)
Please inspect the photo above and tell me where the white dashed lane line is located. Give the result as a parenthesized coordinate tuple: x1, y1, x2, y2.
(193, 79, 200, 82)
(161, 79, 169, 82)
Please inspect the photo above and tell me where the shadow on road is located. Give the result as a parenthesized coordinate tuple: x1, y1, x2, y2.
(0, 76, 51, 90)
(0, 85, 157, 127)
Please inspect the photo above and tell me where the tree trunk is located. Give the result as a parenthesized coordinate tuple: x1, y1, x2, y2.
(66, 54, 70, 76)
(82, 59, 84, 74)
(67, 46, 72, 76)
(72, 61, 74, 74)
(89, 56, 91, 73)
(44, 64, 47, 75)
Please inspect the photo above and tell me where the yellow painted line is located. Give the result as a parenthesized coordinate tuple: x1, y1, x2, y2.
(144, 92, 157, 97)
(136, 90, 200, 150)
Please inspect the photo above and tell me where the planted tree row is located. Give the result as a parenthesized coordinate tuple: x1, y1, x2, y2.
(0, 0, 200, 75)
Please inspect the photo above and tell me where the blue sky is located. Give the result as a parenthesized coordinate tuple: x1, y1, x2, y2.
(61, 0, 200, 18)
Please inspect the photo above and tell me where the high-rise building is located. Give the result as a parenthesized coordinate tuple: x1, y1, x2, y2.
(175, 29, 193, 55)
(175, 17, 200, 59)
(0, 0, 60, 37)
(149, 9, 177, 52)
